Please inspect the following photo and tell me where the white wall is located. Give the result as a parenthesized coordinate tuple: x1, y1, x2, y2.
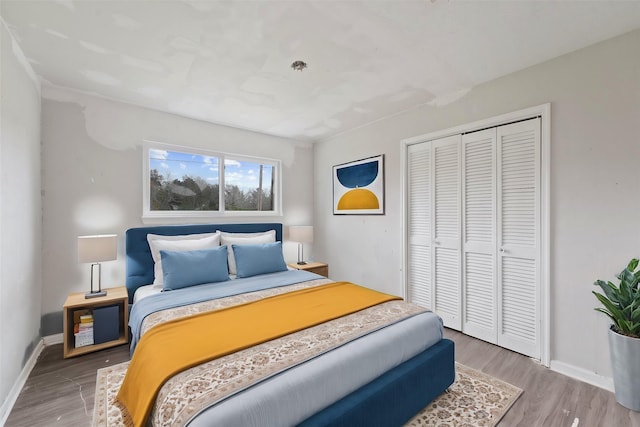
(315, 30, 640, 380)
(40, 88, 314, 334)
(0, 19, 42, 414)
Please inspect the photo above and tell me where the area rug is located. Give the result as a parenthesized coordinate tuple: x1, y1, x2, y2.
(405, 363, 522, 426)
(93, 361, 522, 427)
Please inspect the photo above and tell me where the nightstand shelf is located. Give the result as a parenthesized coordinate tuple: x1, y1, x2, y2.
(288, 262, 329, 278)
(63, 286, 129, 358)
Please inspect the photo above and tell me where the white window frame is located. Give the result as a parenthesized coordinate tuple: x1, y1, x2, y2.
(143, 141, 282, 220)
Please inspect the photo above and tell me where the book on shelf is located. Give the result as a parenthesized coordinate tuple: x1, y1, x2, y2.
(72, 309, 93, 323)
(74, 331, 94, 347)
(73, 309, 94, 347)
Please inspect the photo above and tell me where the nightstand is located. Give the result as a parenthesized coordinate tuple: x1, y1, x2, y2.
(62, 286, 129, 358)
(288, 262, 329, 278)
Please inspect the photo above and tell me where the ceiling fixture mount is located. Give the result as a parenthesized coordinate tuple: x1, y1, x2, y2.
(291, 60, 308, 71)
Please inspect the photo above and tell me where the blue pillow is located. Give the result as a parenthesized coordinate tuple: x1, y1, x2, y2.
(160, 246, 229, 290)
(232, 242, 287, 278)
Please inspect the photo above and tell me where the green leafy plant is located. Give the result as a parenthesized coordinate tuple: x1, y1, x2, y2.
(593, 258, 640, 338)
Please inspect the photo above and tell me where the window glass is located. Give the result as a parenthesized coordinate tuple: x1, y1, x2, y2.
(224, 158, 274, 211)
(149, 149, 220, 211)
(144, 144, 280, 218)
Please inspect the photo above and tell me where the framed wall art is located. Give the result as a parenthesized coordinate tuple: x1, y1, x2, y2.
(332, 154, 384, 215)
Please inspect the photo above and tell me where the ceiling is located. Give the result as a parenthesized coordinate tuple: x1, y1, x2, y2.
(2, 1, 639, 141)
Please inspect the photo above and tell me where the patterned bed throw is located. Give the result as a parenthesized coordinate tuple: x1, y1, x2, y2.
(116, 282, 401, 427)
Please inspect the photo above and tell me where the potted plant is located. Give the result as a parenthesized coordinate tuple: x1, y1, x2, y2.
(593, 258, 640, 411)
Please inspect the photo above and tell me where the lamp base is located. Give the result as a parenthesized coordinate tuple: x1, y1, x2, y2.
(85, 290, 107, 299)
(296, 261, 308, 265)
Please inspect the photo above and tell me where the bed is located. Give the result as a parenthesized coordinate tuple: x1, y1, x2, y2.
(120, 222, 455, 427)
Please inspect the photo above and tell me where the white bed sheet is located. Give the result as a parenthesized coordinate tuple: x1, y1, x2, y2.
(132, 283, 162, 304)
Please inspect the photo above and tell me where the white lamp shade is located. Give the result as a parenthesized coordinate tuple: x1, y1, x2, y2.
(289, 226, 314, 243)
(77, 234, 117, 263)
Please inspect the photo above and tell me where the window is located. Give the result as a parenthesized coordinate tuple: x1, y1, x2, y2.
(143, 143, 281, 218)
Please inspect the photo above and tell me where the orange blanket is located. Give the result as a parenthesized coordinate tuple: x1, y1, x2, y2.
(116, 281, 400, 427)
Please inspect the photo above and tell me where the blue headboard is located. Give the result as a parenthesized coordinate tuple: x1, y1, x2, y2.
(125, 223, 283, 303)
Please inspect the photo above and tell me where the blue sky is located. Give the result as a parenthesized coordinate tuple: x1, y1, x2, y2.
(150, 149, 273, 191)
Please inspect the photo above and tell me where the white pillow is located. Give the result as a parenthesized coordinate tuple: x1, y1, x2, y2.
(147, 231, 219, 246)
(219, 230, 276, 275)
(147, 232, 221, 286)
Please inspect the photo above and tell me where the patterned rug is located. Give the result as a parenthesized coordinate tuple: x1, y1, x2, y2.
(405, 363, 522, 426)
(93, 361, 521, 427)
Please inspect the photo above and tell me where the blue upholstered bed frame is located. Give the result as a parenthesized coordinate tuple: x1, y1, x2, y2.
(124, 223, 455, 427)
(125, 222, 283, 303)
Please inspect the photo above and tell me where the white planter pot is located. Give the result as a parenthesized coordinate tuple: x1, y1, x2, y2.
(608, 327, 640, 411)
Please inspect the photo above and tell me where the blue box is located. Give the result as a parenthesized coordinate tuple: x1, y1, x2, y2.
(93, 305, 120, 344)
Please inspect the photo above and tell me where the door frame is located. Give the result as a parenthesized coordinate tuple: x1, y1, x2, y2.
(401, 103, 551, 367)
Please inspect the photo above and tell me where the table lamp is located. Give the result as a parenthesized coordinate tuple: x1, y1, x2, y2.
(78, 234, 117, 298)
(289, 226, 313, 265)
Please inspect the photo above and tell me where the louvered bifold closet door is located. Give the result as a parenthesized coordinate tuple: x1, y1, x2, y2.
(407, 142, 432, 310)
(497, 117, 541, 359)
(462, 129, 497, 343)
(433, 135, 462, 330)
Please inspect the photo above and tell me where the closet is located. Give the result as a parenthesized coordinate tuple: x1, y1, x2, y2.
(406, 117, 541, 359)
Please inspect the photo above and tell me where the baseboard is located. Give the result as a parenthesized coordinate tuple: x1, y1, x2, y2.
(43, 333, 63, 346)
(0, 338, 45, 426)
(550, 360, 614, 392)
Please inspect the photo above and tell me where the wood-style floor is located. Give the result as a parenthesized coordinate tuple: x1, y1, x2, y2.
(5, 343, 129, 427)
(448, 329, 640, 427)
(5, 329, 640, 426)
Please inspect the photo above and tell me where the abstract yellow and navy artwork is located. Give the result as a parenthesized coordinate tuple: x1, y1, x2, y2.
(332, 154, 384, 215)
